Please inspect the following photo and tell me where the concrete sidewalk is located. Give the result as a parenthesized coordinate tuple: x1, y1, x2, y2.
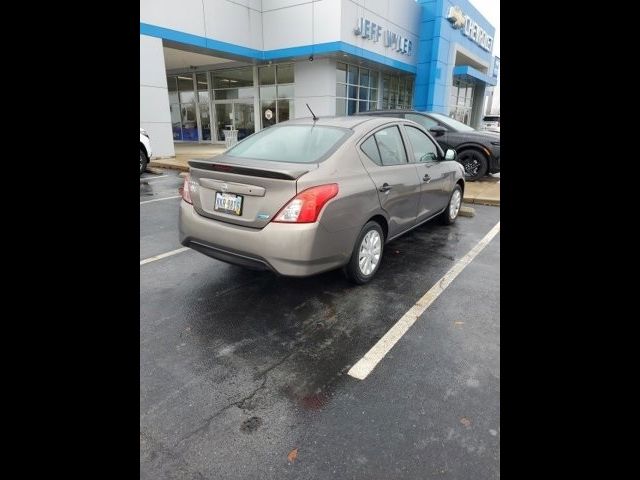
(149, 143, 226, 172)
(463, 175, 500, 206)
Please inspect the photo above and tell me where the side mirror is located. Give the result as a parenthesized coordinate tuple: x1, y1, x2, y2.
(429, 125, 447, 137)
(444, 149, 457, 161)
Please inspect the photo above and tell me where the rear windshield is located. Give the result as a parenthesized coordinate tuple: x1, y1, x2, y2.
(226, 125, 350, 163)
(483, 116, 500, 122)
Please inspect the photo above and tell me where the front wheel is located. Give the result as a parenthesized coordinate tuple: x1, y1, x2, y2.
(439, 185, 463, 225)
(458, 150, 487, 181)
(344, 221, 384, 285)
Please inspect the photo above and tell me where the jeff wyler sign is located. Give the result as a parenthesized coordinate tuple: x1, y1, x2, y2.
(446, 5, 493, 52)
(354, 17, 413, 56)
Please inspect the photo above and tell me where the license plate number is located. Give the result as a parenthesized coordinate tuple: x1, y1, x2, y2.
(214, 192, 243, 216)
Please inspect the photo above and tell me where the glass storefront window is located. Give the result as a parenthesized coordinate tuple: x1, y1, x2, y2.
(379, 73, 413, 109)
(196, 73, 208, 91)
(347, 65, 358, 85)
(260, 86, 276, 101)
(277, 84, 294, 99)
(449, 79, 475, 125)
(277, 64, 294, 84)
(336, 62, 386, 115)
(170, 103, 182, 140)
(259, 65, 276, 85)
(259, 63, 294, 128)
(178, 75, 195, 103)
(336, 63, 347, 84)
(261, 100, 276, 128)
(199, 103, 211, 141)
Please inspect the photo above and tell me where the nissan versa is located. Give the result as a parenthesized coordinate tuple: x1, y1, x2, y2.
(178, 116, 465, 284)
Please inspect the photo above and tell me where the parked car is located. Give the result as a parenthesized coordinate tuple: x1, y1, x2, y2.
(481, 114, 500, 133)
(140, 128, 152, 175)
(356, 110, 500, 181)
(178, 116, 465, 284)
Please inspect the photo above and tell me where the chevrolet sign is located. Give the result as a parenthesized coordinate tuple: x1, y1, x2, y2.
(446, 5, 493, 53)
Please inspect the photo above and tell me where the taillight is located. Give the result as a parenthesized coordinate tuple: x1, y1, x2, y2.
(273, 184, 339, 223)
(179, 174, 193, 204)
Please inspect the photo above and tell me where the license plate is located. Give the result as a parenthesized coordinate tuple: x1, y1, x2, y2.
(214, 192, 243, 216)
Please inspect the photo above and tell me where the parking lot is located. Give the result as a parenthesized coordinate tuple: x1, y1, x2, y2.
(140, 169, 500, 479)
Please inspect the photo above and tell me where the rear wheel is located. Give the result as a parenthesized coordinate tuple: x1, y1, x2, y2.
(439, 185, 463, 225)
(140, 148, 148, 175)
(344, 221, 384, 285)
(458, 150, 487, 181)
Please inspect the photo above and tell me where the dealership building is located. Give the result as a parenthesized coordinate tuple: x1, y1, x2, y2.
(140, 0, 498, 157)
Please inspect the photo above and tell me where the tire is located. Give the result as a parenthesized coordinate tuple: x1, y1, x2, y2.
(140, 148, 148, 176)
(458, 149, 487, 182)
(439, 185, 463, 225)
(344, 221, 385, 285)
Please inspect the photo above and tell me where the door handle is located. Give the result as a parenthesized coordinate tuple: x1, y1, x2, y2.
(379, 183, 392, 193)
(423, 174, 431, 183)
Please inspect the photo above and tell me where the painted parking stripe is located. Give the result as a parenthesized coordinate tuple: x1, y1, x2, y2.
(347, 221, 500, 380)
(140, 195, 181, 205)
(140, 247, 190, 266)
(140, 175, 168, 181)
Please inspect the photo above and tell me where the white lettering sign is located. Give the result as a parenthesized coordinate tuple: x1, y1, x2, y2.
(354, 17, 412, 56)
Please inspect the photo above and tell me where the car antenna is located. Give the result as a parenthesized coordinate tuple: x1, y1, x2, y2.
(306, 103, 318, 121)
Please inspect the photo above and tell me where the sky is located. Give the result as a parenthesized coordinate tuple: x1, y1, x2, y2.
(468, 0, 500, 113)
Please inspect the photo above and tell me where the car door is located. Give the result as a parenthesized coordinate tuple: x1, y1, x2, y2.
(401, 124, 452, 221)
(358, 124, 421, 238)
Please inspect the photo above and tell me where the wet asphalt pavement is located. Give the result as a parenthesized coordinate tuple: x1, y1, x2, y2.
(140, 169, 500, 479)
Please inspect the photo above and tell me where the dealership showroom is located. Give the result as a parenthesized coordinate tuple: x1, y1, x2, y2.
(140, 0, 498, 159)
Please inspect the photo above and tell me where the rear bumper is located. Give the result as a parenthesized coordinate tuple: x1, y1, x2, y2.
(179, 200, 357, 277)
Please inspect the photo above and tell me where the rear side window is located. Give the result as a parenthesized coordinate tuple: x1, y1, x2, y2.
(373, 126, 407, 166)
(360, 136, 381, 165)
(226, 125, 349, 163)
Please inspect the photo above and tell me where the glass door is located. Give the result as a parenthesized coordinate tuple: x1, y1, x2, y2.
(215, 103, 234, 142)
(234, 102, 255, 141)
(214, 102, 255, 142)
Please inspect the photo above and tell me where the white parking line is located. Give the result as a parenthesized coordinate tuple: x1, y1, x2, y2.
(140, 247, 190, 266)
(347, 221, 500, 380)
(140, 195, 181, 205)
(140, 175, 168, 181)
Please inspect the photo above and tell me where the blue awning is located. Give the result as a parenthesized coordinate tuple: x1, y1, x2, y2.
(452, 65, 497, 86)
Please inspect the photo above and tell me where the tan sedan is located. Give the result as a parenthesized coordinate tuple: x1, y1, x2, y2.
(179, 115, 465, 284)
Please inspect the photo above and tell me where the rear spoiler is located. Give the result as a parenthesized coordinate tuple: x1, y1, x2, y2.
(188, 159, 314, 180)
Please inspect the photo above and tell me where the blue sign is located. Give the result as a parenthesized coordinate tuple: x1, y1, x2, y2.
(493, 56, 500, 78)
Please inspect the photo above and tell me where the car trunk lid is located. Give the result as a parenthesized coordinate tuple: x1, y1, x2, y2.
(188, 156, 316, 229)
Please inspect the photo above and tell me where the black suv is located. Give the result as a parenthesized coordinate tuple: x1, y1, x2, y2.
(356, 110, 500, 181)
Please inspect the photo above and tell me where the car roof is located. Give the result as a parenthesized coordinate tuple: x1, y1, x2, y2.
(281, 115, 405, 130)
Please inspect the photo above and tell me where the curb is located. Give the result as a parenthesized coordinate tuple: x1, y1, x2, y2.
(148, 161, 189, 172)
(463, 197, 500, 206)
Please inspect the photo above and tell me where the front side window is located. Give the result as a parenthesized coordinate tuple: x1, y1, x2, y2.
(404, 126, 439, 163)
(226, 125, 349, 164)
(373, 126, 407, 166)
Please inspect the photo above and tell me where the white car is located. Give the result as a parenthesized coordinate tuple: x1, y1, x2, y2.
(480, 114, 500, 133)
(140, 128, 152, 175)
